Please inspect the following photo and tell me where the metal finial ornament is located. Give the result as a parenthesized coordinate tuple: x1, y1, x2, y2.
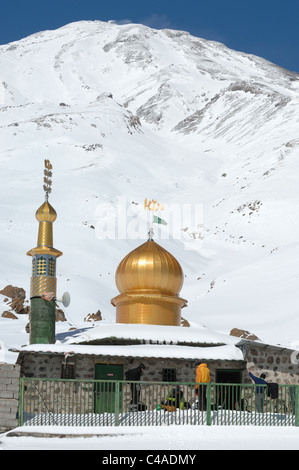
(43, 159, 53, 201)
(144, 198, 165, 241)
(148, 226, 154, 241)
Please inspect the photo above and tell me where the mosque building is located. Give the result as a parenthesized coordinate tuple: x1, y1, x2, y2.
(12, 164, 299, 392)
(14, 168, 245, 385)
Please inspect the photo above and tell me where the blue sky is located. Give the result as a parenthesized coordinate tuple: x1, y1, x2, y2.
(1, 0, 298, 73)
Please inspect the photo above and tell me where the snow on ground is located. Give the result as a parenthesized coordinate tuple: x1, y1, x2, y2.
(1, 425, 299, 450)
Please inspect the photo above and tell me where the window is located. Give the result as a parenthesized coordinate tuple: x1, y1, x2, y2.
(162, 368, 177, 382)
(61, 363, 75, 379)
(48, 257, 56, 276)
(37, 256, 47, 275)
(32, 258, 36, 276)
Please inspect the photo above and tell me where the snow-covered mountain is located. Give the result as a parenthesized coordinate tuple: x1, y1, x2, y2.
(1, 20, 299, 362)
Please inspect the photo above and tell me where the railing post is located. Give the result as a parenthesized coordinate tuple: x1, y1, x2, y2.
(206, 383, 212, 426)
(295, 385, 299, 427)
(115, 381, 120, 426)
(18, 377, 24, 427)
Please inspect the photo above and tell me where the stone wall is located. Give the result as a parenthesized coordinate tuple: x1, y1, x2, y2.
(19, 346, 299, 386)
(243, 344, 299, 385)
(18, 352, 245, 383)
(18, 353, 246, 415)
(20, 353, 62, 378)
(0, 363, 20, 432)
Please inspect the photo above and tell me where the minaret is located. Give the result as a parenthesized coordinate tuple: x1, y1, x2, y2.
(27, 160, 63, 344)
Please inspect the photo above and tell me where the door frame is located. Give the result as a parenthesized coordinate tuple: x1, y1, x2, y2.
(94, 363, 124, 413)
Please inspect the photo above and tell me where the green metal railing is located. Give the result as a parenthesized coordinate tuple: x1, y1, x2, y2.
(18, 378, 299, 427)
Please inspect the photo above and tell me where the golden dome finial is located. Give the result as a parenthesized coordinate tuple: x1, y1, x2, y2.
(34, 159, 57, 228)
(35, 201, 57, 223)
(27, 159, 62, 259)
(34, 159, 57, 221)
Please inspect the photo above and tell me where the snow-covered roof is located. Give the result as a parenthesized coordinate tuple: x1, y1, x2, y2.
(60, 322, 240, 346)
(11, 342, 243, 361)
(12, 322, 244, 361)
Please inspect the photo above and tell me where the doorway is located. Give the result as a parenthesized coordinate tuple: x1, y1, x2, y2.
(215, 369, 243, 410)
(216, 369, 242, 384)
(94, 363, 123, 413)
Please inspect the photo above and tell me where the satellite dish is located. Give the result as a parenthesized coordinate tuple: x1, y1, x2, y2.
(56, 292, 71, 308)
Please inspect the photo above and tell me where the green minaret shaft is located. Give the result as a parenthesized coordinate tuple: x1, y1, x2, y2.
(29, 297, 56, 344)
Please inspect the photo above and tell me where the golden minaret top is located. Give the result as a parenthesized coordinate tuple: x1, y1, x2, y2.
(27, 160, 62, 299)
(27, 160, 62, 258)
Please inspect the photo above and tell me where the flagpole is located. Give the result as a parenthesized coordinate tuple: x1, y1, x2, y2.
(144, 199, 167, 241)
(148, 212, 154, 240)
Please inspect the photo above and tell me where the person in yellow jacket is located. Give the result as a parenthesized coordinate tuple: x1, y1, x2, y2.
(195, 362, 210, 411)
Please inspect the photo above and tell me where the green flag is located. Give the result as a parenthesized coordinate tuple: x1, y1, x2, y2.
(152, 215, 167, 225)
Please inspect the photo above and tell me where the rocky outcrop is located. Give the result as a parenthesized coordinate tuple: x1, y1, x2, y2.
(230, 328, 260, 341)
(1, 311, 18, 320)
(84, 310, 102, 322)
(55, 308, 66, 322)
(0, 285, 29, 316)
(0, 285, 25, 300)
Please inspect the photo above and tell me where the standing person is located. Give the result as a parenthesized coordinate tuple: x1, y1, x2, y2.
(195, 362, 210, 411)
(125, 363, 145, 410)
(249, 371, 267, 412)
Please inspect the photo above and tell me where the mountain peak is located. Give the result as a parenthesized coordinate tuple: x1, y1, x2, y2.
(0, 20, 299, 359)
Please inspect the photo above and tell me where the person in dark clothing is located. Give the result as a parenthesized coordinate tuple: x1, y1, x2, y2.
(267, 382, 279, 412)
(249, 372, 267, 412)
(125, 363, 145, 408)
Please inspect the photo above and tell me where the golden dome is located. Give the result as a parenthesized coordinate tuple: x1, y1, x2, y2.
(112, 239, 187, 326)
(27, 199, 62, 259)
(35, 201, 57, 223)
(115, 239, 184, 296)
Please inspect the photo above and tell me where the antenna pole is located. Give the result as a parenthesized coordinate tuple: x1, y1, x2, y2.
(148, 212, 154, 240)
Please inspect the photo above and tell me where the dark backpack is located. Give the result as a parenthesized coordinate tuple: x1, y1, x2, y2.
(267, 383, 279, 399)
